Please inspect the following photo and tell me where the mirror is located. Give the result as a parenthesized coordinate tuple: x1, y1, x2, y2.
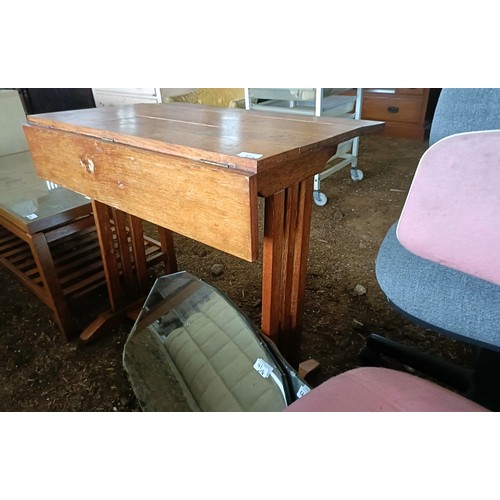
(123, 272, 309, 411)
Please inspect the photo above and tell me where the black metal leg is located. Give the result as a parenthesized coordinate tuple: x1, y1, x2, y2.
(468, 348, 500, 411)
(360, 333, 473, 393)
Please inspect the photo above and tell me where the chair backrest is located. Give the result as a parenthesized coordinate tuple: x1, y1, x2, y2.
(399, 88, 500, 285)
(429, 88, 500, 146)
(397, 130, 500, 286)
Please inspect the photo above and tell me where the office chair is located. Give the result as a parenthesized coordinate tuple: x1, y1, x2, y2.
(123, 270, 487, 412)
(361, 89, 500, 410)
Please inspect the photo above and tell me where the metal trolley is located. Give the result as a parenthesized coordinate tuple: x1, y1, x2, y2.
(245, 88, 363, 206)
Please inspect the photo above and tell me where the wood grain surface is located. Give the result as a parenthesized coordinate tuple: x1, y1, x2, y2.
(24, 125, 258, 262)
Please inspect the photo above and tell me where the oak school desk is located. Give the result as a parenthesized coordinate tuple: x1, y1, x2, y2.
(24, 102, 383, 367)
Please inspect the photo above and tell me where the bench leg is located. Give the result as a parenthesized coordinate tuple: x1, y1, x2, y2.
(30, 232, 75, 340)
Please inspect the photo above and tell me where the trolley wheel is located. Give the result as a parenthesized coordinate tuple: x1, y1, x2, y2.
(351, 168, 364, 182)
(313, 191, 328, 206)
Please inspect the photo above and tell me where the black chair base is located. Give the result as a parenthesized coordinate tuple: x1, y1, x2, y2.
(360, 333, 500, 411)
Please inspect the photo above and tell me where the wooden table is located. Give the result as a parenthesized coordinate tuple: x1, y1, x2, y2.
(0, 151, 167, 340)
(0, 151, 102, 340)
(24, 103, 383, 366)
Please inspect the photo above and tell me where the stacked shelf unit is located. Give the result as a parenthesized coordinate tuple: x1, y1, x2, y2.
(244, 88, 363, 206)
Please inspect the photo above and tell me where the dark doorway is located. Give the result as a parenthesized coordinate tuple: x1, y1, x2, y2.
(18, 88, 96, 114)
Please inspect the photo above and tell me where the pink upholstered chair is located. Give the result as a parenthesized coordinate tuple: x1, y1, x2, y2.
(362, 126, 500, 410)
(287, 130, 500, 412)
(283, 366, 487, 412)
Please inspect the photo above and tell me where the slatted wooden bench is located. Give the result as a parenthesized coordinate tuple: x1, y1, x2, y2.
(0, 150, 169, 340)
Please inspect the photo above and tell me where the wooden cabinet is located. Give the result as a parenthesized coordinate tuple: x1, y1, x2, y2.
(358, 88, 430, 140)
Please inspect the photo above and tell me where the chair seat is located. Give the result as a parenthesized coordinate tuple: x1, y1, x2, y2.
(284, 367, 488, 412)
(376, 223, 500, 351)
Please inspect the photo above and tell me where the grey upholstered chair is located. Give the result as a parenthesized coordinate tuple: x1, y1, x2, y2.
(429, 88, 500, 144)
(362, 88, 500, 410)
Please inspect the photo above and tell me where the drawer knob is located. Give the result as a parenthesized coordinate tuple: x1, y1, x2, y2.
(79, 157, 95, 174)
(387, 106, 399, 114)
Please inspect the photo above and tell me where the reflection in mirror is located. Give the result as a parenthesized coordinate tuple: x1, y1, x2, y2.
(123, 272, 309, 411)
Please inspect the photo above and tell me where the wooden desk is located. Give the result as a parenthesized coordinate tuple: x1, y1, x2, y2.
(24, 103, 383, 365)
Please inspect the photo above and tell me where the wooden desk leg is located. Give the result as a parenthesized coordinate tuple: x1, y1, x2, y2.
(92, 201, 128, 312)
(158, 226, 178, 274)
(80, 200, 176, 342)
(261, 177, 314, 368)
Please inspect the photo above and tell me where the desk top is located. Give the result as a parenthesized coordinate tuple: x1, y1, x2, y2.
(0, 151, 90, 233)
(24, 103, 384, 260)
(27, 102, 384, 175)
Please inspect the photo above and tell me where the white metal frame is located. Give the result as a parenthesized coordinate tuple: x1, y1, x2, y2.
(245, 88, 364, 206)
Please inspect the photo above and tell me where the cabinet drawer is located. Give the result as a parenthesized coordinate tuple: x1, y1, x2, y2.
(396, 88, 425, 96)
(362, 97, 423, 124)
(363, 88, 425, 96)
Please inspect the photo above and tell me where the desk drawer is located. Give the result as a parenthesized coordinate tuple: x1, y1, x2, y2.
(24, 126, 259, 262)
(362, 96, 423, 124)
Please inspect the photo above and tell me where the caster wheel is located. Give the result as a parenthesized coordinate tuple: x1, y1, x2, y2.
(351, 168, 364, 182)
(313, 191, 328, 206)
